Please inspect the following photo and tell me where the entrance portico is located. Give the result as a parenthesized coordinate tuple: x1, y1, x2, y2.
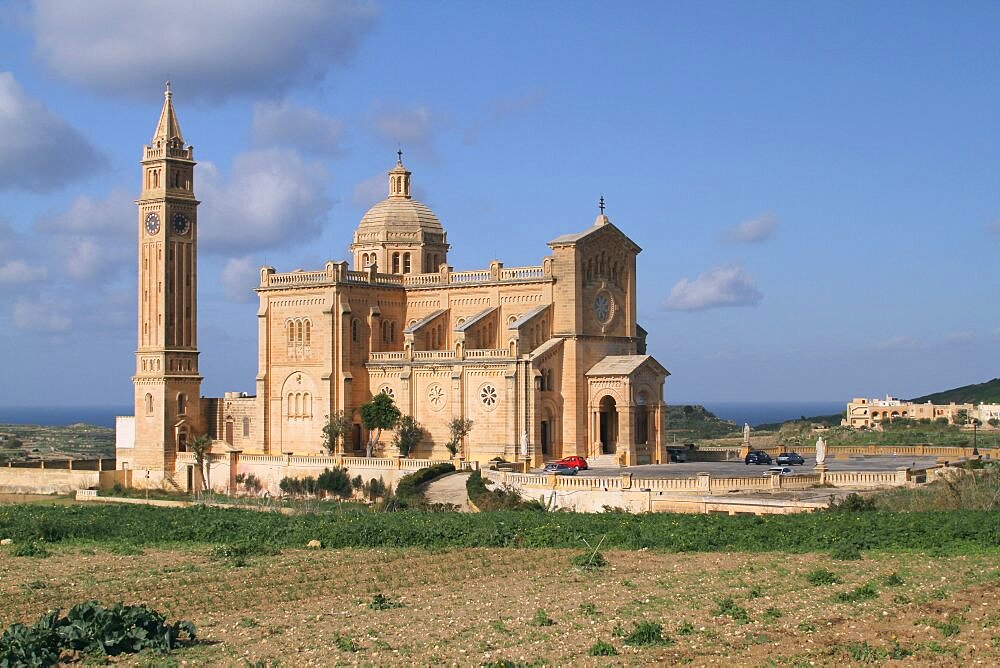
(586, 355, 669, 465)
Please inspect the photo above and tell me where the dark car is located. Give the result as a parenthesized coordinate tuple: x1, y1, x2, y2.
(744, 450, 772, 465)
(667, 448, 687, 463)
(776, 452, 805, 465)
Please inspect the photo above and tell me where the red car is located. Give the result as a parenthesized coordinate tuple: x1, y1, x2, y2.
(555, 456, 589, 471)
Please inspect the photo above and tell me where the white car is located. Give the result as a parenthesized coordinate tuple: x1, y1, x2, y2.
(762, 466, 795, 477)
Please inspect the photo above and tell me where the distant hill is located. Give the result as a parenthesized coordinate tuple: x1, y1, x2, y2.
(665, 405, 739, 440)
(909, 378, 1000, 405)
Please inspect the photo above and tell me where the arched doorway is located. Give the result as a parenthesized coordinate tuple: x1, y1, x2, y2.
(635, 392, 649, 446)
(599, 395, 617, 454)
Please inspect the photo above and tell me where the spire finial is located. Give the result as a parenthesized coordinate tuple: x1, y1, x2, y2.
(396, 147, 403, 165)
(599, 195, 606, 215)
(165, 80, 171, 98)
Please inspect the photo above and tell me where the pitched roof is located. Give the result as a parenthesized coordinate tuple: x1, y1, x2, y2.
(547, 218, 641, 253)
(586, 354, 670, 378)
(152, 84, 183, 144)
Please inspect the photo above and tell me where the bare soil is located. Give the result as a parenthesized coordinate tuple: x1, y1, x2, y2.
(0, 546, 997, 666)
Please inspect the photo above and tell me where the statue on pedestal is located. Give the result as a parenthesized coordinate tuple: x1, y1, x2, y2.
(520, 430, 529, 461)
(815, 436, 827, 467)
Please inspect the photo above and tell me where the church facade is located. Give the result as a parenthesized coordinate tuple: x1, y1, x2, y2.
(116, 87, 670, 482)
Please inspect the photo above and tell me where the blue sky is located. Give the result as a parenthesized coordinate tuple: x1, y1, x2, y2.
(0, 0, 997, 408)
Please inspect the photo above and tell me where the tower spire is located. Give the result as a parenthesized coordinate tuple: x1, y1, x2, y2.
(152, 81, 184, 144)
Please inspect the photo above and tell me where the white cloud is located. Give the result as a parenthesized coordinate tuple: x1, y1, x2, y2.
(220, 256, 259, 303)
(942, 331, 975, 345)
(721, 212, 779, 244)
(199, 149, 334, 253)
(493, 86, 546, 118)
(12, 296, 71, 332)
(867, 335, 922, 352)
(36, 188, 134, 237)
(663, 264, 763, 311)
(352, 173, 387, 208)
(0, 260, 47, 284)
(0, 71, 105, 191)
(35, 188, 134, 282)
(372, 103, 438, 146)
(30, 0, 379, 100)
(252, 100, 347, 158)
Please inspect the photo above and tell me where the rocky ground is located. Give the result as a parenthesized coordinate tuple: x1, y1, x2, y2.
(0, 544, 996, 665)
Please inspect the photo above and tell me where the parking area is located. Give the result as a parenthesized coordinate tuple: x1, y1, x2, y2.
(567, 455, 941, 479)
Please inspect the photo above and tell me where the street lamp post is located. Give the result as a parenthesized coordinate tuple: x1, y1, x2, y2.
(972, 419, 979, 456)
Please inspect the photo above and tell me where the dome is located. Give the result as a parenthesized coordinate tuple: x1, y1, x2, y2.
(358, 197, 442, 232)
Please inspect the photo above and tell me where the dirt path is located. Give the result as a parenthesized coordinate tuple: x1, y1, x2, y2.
(424, 471, 473, 510)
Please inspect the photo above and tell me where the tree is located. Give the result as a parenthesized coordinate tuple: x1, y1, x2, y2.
(446, 417, 474, 458)
(393, 415, 424, 458)
(189, 434, 211, 497)
(359, 392, 401, 457)
(322, 411, 351, 455)
(954, 409, 970, 426)
(316, 467, 352, 498)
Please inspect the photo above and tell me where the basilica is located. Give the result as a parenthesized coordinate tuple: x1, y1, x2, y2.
(116, 86, 669, 483)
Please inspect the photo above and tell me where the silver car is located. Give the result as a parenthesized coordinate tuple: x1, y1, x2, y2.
(543, 462, 578, 476)
(762, 466, 795, 477)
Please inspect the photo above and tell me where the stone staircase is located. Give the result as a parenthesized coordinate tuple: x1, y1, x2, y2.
(587, 454, 621, 469)
(162, 473, 185, 494)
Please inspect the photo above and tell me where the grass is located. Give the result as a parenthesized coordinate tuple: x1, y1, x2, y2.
(1, 503, 998, 555)
(834, 581, 879, 603)
(806, 568, 842, 585)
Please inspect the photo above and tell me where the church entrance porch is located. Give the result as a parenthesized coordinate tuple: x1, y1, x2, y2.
(585, 355, 670, 466)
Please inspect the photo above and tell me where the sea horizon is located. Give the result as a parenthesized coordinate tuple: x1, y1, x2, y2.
(0, 400, 845, 430)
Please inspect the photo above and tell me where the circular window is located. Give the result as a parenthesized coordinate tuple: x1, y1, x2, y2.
(378, 385, 395, 399)
(593, 290, 615, 325)
(479, 383, 499, 411)
(427, 383, 446, 411)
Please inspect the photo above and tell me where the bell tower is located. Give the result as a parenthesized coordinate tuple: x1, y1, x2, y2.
(132, 82, 202, 474)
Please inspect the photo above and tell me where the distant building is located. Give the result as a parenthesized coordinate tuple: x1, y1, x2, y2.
(843, 395, 1000, 429)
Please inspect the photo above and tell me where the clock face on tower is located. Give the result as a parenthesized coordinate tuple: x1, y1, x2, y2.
(144, 212, 160, 235)
(172, 213, 190, 235)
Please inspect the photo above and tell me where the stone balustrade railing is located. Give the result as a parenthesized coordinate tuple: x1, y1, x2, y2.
(261, 261, 549, 290)
(495, 465, 923, 495)
(369, 351, 407, 362)
(464, 348, 510, 359)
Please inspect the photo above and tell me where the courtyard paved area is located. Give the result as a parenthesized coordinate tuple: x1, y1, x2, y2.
(564, 455, 941, 479)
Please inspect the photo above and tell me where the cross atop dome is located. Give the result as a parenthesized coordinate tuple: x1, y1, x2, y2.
(388, 149, 411, 199)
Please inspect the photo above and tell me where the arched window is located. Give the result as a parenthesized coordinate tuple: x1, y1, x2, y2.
(390, 322, 396, 343)
(296, 320, 303, 344)
(403, 252, 411, 273)
(392, 252, 400, 273)
(144, 393, 153, 415)
(304, 320, 311, 347)
(303, 392, 311, 418)
(177, 393, 186, 415)
(242, 417, 251, 437)
(287, 393, 295, 417)
(351, 318, 359, 343)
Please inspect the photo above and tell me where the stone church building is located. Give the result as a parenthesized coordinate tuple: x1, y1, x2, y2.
(117, 87, 670, 483)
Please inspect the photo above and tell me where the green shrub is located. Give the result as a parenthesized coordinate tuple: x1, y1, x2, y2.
(623, 621, 674, 646)
(0, 601, 194, 665)
(882, 572, 905, 587)
(368, 593, 403, 610)
(466, 471, 545, 511)
(830, 542, 863, 560)
(762, 607, 783, 620)
(587, 640, 618, 656)
(805, 568, 842, 586)
(530, 608, 554, 627)
(713, 597, 750, 623)
(828, 493, 877, 512)
(571, 549, 608, 571)
(393, 463, 455, 509)
(677, 620, 694, 635)
(333, 634, 359, 652)
(845, 641, 887, 662)
(11, 541, 50, 558)
(316, 467, 352, 499)
(834, 582, 878, 603)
